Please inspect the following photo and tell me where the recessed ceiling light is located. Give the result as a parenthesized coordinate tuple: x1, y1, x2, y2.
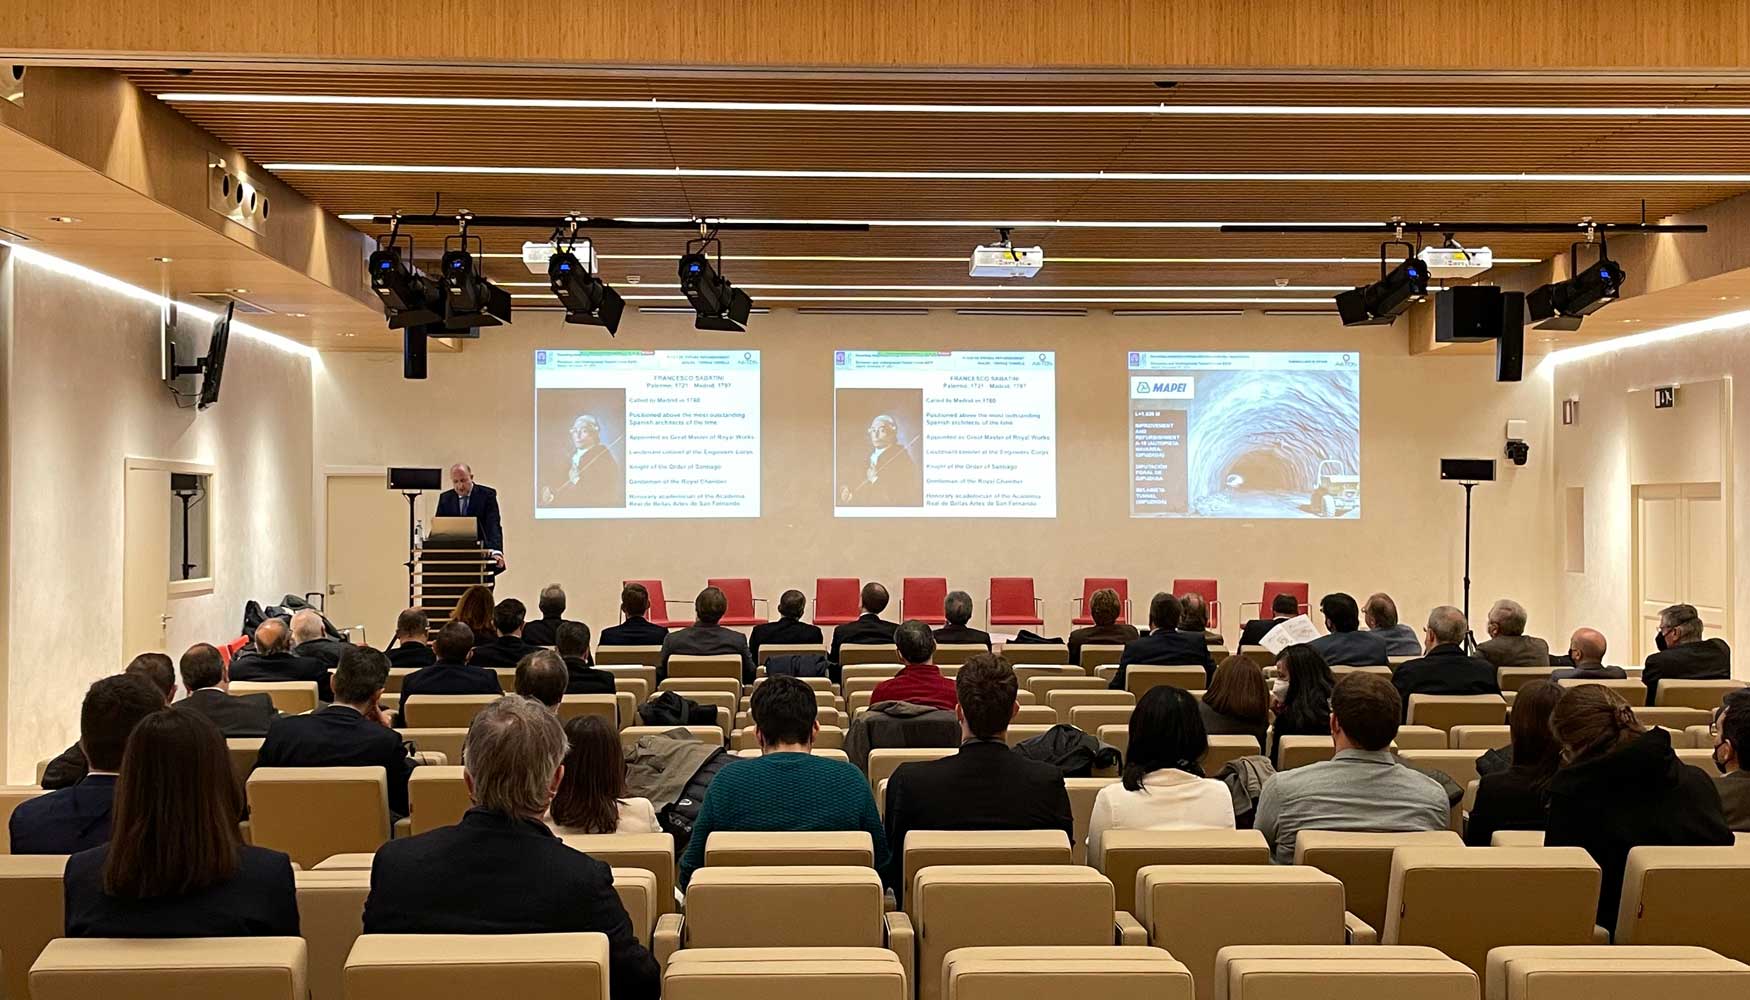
(47, 215, 80, 224)
(151, 256, 173, 263)
(462, 251, 1541, 266)
(286, 312, 308, 318)
(225, 287, 249, 293)
(342, 332, 356, 337)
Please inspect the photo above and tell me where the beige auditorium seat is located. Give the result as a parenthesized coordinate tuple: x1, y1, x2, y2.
(1099, 829, 1269, 915)
(1654, 678, 1747, 709)
(560, 831, 677, 913)
(1614, 846, 1750, 961)
(613, 677, 652, 704)
(313, 853, 376, 870)
(400, 728, 467, 766)
(0, 853, 67, 1000)
(1406, 695, 1508, 732)
(618, 726, 724, 752)
(556, 694, 619, 726)
(1216, 945, 1478, 1000)
(841, 645, 902, 666)
(1684, 724, 1713, 748)
(1632, 706, 1711, 730)
(1276, 735, 1335, 769)
(1579, 678, 1651, 705)
(1048, 689, 1135, 724)
(842, 664, 904, 687)
(750, 675, 836, 696)
(943, 945, 1194, 1000)
(1012, 705, 1057, 726)
(0, 784, 48, 852)
(931, 644, 986, 666)
(401, 693, 498, 729)
(866, 747, 956, 788)
(1003, 644, 1071, 666)
(225, 738, 264, 788)
(1029, 675, 1109, 700)
(1497, 667, 1556, 692)
(755, 643, 828, 665)
(659, 677, 741, 701)
(1069, 704, 1135, 734)
(1293, 829, 1464, 931)
(612, 867, 661, 946)
(296, 868, 369, 1000)
(1329, 665, 1393, 680)
(1236, 646, 1275, 668)
(1485, 945, 1750, 1000)
(1124, 665, 1208, 698)
(406, 766, 469, 835)
(603, 663, 659, 692)
(1394, 749, 1476, 832)
(229, 681, 320, 715)
(1203, 734, 1262, 772)
(1012, 665, 1080, 689)
(903, 830, 1072, 894)
(1381, 846, 1601, 973)
(1674, 747, 1716, 768)
(247, 766, 392, 869)
(385, 668, 416, 694)
(30, 937, 307, 1000)
(1065, 777, 1117, 866)
(1099, 725, 1130, 755)
(1491, 830, 1546, 846)
(1450, 725, 1512, 751)
(598, 646, 663, 667)
(345, 933, 609, 999)
(664, 947, 907, 1000)
(1391, 725, 1449, 750)
(704, 830, 875, 868)
(1001, 724, 1054, 747)
(1135, 865, 1352, 1000)
(1079, 645, 1127, 672)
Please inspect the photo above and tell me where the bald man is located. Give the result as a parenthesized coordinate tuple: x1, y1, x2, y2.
(436, 463, 505, 570)
(1550, 628, 1627, 682)
(231, 617, 334, 703)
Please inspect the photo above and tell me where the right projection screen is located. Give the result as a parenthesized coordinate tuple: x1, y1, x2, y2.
(1128, 351, 1361, 519)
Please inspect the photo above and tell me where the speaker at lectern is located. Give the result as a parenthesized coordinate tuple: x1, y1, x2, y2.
(414, 516, 493, 626)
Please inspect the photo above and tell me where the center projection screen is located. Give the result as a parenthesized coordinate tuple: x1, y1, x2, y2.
(1128, 351, 1360, 519)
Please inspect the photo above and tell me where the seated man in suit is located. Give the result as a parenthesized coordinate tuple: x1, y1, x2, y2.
(1477, 599, 1552, 668)
(1549, 627, 1627, 682)
(1068, 587, 1140, 666)
(597, 583, 670, 647)
(1713, 688, 1750, 831)
(10, 674, 164, 854)
(521, 583, 587, 649)
(831, 582, 901, 662)
(1391, 605, 1502, 720)
(1363, 592, 1424, 658)
(932, 590, 992, 650)
(870, 620, 958, 711)
(385, 609, 436, 670)
(659, 586, 755, 684)
(402, 622, 504, 718)
(1308, 593, 1391, 666)
(882, 652, 1072, 900)
(175, 642, 281, 737)
(1238, 592, 1300, 650)
(513, 649, 569, 709)
(230, 617, 334, 703)
(1109, 592, 1217, 690)
(1643, 602, 1732, 704)
(363, 695, 660, 1000)
(557, 621, 615, 695)
(42, 653, 177, 790)
(1178, 592, 1225, 647)
(290, 608, 350, 670)
(255, 645, 413, 818)
(467, 599, 539, 670)
(749, 589, 825, 663)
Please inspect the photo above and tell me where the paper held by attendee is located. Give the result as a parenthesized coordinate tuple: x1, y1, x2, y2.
(1260, 615, 1320, 654)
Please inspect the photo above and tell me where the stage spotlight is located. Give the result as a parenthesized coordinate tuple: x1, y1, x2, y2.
(550, 250, 625, 335)
(1527, 247, 1623, 331)
(679, 251, 754, 332)
(368, 246, 443, 328)
(1334, 251, 1428, 326)
(438, 247, 512, 332)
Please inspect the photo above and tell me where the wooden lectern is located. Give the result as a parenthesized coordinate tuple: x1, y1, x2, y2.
(413, 516, 494, 627)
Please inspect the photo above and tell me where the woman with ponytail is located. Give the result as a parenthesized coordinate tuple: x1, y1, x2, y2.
(1546, 683, 1731, 932)
(1086, 685, 1234, 866)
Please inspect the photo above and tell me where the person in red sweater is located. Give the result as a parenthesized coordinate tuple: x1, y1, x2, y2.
(870, 621, 958, 711)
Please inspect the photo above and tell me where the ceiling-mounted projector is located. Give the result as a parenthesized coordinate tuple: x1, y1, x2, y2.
(1418, 246, 1494, 279)
(970, 243, 1044, 278)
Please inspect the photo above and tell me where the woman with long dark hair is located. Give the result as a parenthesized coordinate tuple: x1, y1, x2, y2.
(548, 715, 659, 835)
(1268, 644, 1334, 766)
(453, 584, 497, 648)
(1201, 655, 1271, 754)
(1086, 685, 1234, 866)
(1463, 679, 1562, 845)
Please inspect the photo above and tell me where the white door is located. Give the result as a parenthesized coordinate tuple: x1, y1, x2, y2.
(325, 475, 422, 646)
(122, 466, 171, 659)
(1635, 482, 1729, 658)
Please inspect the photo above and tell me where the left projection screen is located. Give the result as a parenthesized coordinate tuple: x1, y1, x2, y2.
(534, 349, 761, 518)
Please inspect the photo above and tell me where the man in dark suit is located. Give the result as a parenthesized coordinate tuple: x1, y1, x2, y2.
(9, 674, 164, 854)
(290, 609, 350, 671)
(522, 583, 587, 649)
(1178, 592, 1226, 647)
(557, 621, 616, 695)
(1392, 605, 1501, 720)
(598, 583, 670, 647)
(1308, 593, 1391, 666)
(932, 590, 992, 649)
(401, 622, 504, 719)
(883, 653, 1072, 901)
(659, 587, 755, 684)
(831, 582, 901, 662)
(466, 599, 539, 671)
(1477, 598, 1552, 668)
(385, 609, 436, 670)
(1108, 592, 1217, 690)
(749, 590, 825, 663)
(1068, 587, 1140, 667)
(1549, 628, 1628, 682)
(435, 463, 505, 572)
(230, 618, 334, 703)
(255, 645, 413, 818)
(1239, 592, 1301, 649)
(41, 653, 178, 790)
(1644, 602, 1732, 704)
(363, 695, 660, 1000)
(176, 642, 281, 737)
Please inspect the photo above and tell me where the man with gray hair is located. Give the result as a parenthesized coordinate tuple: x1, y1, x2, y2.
(521, 583, 587, 649)
(870, 620, 958, 711)
(1644, 603, 1731, 704)
(1390, 605, 1501, 721)
(290, 608, 350, 671)
(1477, 598, 1551, 668)
(1178, 592, 1224, 647)
(230, 616, 333, 703)
(363, 696, 660, 1000)
(933, 590, 992, 649)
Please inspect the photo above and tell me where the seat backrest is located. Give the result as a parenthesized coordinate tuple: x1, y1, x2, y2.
(1615, 846, 1750, 962)
(814, 578, 863, 624)
(1291, 830, 1464, 931)
(1068, 704, 1135, 733)
(399, 728, 467, 766)
(841, 644, 902, 666)
(406, 766, 469, 835)
(597, 646, 663, 668)
(665, 655, 743, 682)
(344, 932, 609, 999)
(902, 830, 1072, 895)
(944, 945, 1192, 1000)
(1405, 695, 1508, 732)
(1275, 735, 1335, 769)
(1381, 846, 1602, 973)
(911, 866, 1116, 1000)
(1390, 725, 1447, 750)
(1261, 582, 1309, 615)
(30, 937, 308, 1000)
(706, 578, 758, 620)
(1632, 706, 1712, 730)
(1449, 725, 1511, 750)
(1125, 665, 1208, 698)
(1654, 678, 1749, 709)
(559, 831, 677, 914)
(703, 830, 874, 868)
(1099, 829, 1269, 915)
(228, 681, 319, 715)
(1004, 647, 1071, 668)
(0, 853, 68, 1000)
(988, 577, 1038, 616)
(1201, 735, 1262, 774)
(1485, 945, 1749, 1000)
(1064, 777, 1118, 866)
(1046, 688, 1134, 721)
(683, 866, 883, 948)
(664, 947, 906, 1000)
(403, 693, 499, 729)
(1098, 725, 1130, 756)
(1216, 945, 1478, 1000)
(1171, 578, 1218, 628)
(1027, 675, 1109, 699)
(866, 747, 956, 786)
(1496, 667, 1554, 692)
(246, 766, 391, 869)
(225, 738, 265, 789)
(617, 726, 724, 752)
(610, 867, 659, 946)
(1079, 644, 1128, 671)
(0, 785, 48, 853)
(296, 869, 369, 1000)
(556, 694, 619, 726)
(902, 577, 949, 623)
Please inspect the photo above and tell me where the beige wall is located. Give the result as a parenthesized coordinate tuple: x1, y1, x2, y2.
(0, 249, 318, 781)
(313, 310, 1558, 644)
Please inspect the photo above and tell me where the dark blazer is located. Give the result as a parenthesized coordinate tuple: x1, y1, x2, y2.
(363, 808, 660, 1000)
(1391, 644, 1502, 720)
(177, 687, 281, 737)
(255, 706, 412, 817)
(1549, 663, 1628, 682)
(659, 625, 755, 684)
(230, 650, 334, 704)
(563, 656, 617, 695)
(1198, 701, 1269, 756)
(385, 641, 436, 670)
(8, 775, 117, 855)
(749, 617, 825, 663)
(1108, 630, 1216, 690)
(832, 614, 900, 662)
(435, 484, 504, 554)
(1068, 622, 1140, 667)
(294, 637, 350, 671)
(1478, 634, 1552, 668)
(401, 661, 504, 711)
(40, 742, 89, 790)
(467, 635, 539, 671)
(1464, 765, 1553, 846)
(932, 623, 993, 649)
(1309, 630, 1391, 666)
(1643, 638, 1731, 704)
(64, 844, 299, 938)
(522, 616, 586, 649)
(1238, 617, 1291, 649)
(598, 616, 670, 647)
(882, 740, 1073, 901)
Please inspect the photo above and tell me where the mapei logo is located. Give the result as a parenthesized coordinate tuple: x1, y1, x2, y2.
(834, 350, 846, 365)
(1132, 377, 1194, 400)
(535, 350, 548, 365)
(1128, 351, 1141, 367)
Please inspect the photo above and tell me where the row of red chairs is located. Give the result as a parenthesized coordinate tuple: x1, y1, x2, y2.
(624, 577, 1311, 631)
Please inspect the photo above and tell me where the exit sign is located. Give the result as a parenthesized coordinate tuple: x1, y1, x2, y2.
(1654, 386, 1677, 408)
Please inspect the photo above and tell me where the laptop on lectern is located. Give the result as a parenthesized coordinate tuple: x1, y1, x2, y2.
(427, 516, 478, 544)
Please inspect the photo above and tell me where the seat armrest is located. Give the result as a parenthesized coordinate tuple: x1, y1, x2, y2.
(1592, 924, 1611, 945)
(392, 816, 412, 838)
(884, 910, 916, 994)
(412, 751, 447, 766)
(1114, 910, 1149, 945)
(1344, 911, 1378, 945)
(653, 912, 684, 968)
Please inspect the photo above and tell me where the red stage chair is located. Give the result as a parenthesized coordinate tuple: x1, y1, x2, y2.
(1071, 577, 1130, 626)
(1259, 581, 1310, 620)
(219, 635, 250, 665)
(1172, 578, 1221, 630)
(706, 577, 769, 626)
(813, 577, 863, 626)
(623, 578, 689, 628)
(902, 577, 949, 625)
(987, 577, 1045, 628)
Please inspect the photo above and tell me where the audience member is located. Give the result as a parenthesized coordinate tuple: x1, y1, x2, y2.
(467, 599, 539, 670)
(1643, 602, 1731, 703)
(1477, 599, 1552, 667)
(597, 583, 670, 646)
(933, 590, 992, 649)
(1268, 644, 1335, 766)
(290, 609, 349, 669)
(831, 582, 901, 662)
(1178, 592, 1224, 646)
(1712, 689, 1750, 831)
(1109, 593, 1217, 690)
(452, 584, 498, 647)
(882, 653, 1071, 895)
(1254, 673, 1449, 864)
(400, 622, 503, 721)
(1363, 593, 1423, 657)
(1068, 587, 1139, 665)
(64, 710, 298, 937)
(363, 696, 660, 1000)
(230, 618, 333, 703)
(549, 715, 660, 835)
(659, 586, 755, 684)
(123, 652, 177, 703)
(176, 642, 281, 737)
(1238, 592, 1300, 649)
(41, 653, 177, 790)
(679, 676, 887, 889)
(10, 674, 164, 854)
(1200, 655, 1271, 754)
(1088, 686, 1235, 866)
(514, 649, 569, 709)
(1545, 683, 1732, 932)
(869, 620, 957, 711)
(255, 645, 412, 818)
(1392, 606, 1501, 719)
(522, 583, 588, 649)
(749, 589, 824, 663)
(1464, 680, 1563, 845)
(1308, 593, 1390, 666)
(385, 609, 436, 670)
(1549, 627, 1625, 682)
(557, 621, 616, 694)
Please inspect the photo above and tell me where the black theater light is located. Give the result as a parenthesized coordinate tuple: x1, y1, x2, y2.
(679, 233, 754, 332)
(1527, 240, 1624, 331)
(368, 244, 443, 329)
(438, 243, 512, 332)
(1334, 243, 1429, 327)
(550, 248, 625, 336)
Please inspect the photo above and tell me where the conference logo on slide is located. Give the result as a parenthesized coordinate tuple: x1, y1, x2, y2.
(1132, 377, 1195, 399)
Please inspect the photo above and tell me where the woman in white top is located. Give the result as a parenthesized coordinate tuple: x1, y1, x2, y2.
(1087, 685, 1235, 866)
(548, 715, 661, 835)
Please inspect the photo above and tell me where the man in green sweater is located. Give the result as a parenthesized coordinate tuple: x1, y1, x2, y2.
(678, 676, 889, 889)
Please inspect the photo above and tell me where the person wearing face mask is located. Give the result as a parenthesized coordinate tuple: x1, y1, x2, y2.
(1548, 628, 1626, 683)
(1267, 644, 1334, 767)
(1643, 603, 1731, 705)
(1712, 689, 1750, 831)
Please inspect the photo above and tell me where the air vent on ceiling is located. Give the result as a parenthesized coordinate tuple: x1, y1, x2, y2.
(2, 65, 25, 105)
(206, 154, 270, 235)
(190, 291, 273, 315)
